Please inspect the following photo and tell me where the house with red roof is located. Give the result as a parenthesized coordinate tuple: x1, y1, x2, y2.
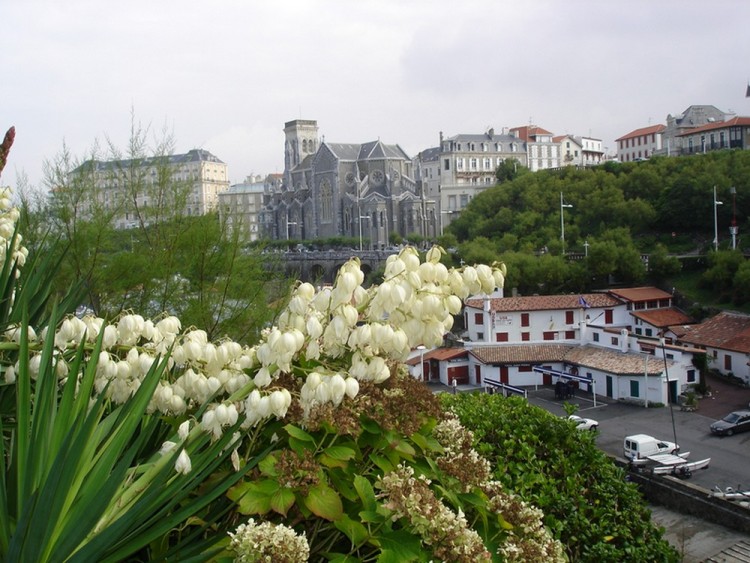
(509, 125, 561, 172)
(615, 124, 666, 162)
(677, 116, 750, 155)
(677, 311, 750, 385)
(420, 287, 700, 404)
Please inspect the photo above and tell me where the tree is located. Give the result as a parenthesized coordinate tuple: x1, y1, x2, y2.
(34, 117, 288, 341)
(495, 158, 526, 183)
(648, 243, 681, 284)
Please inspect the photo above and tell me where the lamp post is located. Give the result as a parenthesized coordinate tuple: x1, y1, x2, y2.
(560, 192, 573, 255)
(358, 215, 370, 251)
(417, 345, 426, 381)
(583, 239, 590, 257)
(713, 185, 723, 251)
(730, 186, 738, 250)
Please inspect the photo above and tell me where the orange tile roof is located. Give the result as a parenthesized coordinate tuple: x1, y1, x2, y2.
(562, 345, 669, 376)
(608, 287, 672, 302)
(678, 311, 750, 353)
(406, 347, 467, 365)
(676, 116, 750, 136)
(616, 124, 666, 142)
(510, 125, 554, 142)
(465, 293, 620, 313)
(469, 344, 670, 376)
(470, 344, 573, 364)
(631, 308, 694, 328)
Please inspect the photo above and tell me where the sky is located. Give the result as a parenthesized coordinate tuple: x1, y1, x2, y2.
(2, 0, 749, 190)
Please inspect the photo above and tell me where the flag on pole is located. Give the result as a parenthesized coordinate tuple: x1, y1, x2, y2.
(578, 295, 590, 309)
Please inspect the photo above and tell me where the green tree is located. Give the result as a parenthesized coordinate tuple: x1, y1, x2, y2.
(648, 243, 681, 284)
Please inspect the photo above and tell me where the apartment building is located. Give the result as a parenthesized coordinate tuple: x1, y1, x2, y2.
(615, 124, 665, 162)
(68, 149, 229, 229)
(218, 174, 280, 242)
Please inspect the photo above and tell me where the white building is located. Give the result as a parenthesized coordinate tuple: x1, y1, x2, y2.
(615, 124, 665, 163)
(678, 311, 750, 385)
(418, 287, 699, 405)
(509, 125, 560, 172)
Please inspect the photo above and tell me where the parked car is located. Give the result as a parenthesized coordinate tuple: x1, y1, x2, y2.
(710, 410, 750, 436)
(568, 415, 598, 431)
(623, 434, 679, 462)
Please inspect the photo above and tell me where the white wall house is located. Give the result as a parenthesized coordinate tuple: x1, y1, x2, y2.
(421, 287, 701, 405)
(678, 311, 750, 385)
(615, 124, 665, 162)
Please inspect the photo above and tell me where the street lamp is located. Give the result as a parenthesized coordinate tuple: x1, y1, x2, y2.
(417, 345, 426, 381)
(358, 215, 370, 251)
(713, 185, 723, 251)
(730, 186, 738, 250)
(560, 192, 573, 255)
(583, 239, 590, 257)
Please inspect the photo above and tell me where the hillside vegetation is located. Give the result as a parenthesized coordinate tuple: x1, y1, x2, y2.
(445, 151, 750, 307)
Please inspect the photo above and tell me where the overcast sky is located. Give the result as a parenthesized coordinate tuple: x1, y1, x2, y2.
(2, 0, 749, 188)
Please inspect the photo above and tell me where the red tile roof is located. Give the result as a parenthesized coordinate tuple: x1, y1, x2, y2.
(510, 125, 554, 142)
(631, 308, 694, 328)
(562, 345, 669, 376)
(469, 344, 669, 376)
(678, 311, 750, 353)
(616, 124, 666, 142)
(676, 116, 750, 136)
(465, 293, 620, 313)
(405, 347, 467, 365)
(608, 287, 672, 302)
(470, 344, 573, 364)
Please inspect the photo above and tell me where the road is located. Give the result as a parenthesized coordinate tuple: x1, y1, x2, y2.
(525, 374, 750, 493)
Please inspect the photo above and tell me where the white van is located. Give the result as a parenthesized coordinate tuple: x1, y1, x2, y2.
(623, 434, 679, 462)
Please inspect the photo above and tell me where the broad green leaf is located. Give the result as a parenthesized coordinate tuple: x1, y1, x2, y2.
(284, 423, 315, 442)
(377, 529, 423, 562)
(334, 513, 369, 545)
(323, 445, 356, 461)
(358, 509, 385, 524)
(258, 453, 279, 477)
(270, 487, 296, 517)
(369, 454, 393, 474)
(304, 483, 343, 521)
(353, 475, 377, 512)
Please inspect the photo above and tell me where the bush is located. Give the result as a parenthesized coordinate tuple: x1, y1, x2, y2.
(440, 393, 679, 562)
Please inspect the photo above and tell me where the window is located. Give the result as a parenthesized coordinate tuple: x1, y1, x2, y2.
(444, 159, 450, 171)
(495, 333, 508, 342)
(630, 380, 640, 397)
(521, 313, 530, 327)
(320, 180, 333, 222)
(565, 330, 575, 339)
(543, 331, 555, 341)
(518, 365, 532, 372)
(724, 355, 732, 370)
(521, 332, 530, 341)
(687, 369, 696, 383)
(565, 311, 574, 324)
(469, 158, 478, 170)
(474, 312, 483, 325)
(611, 337, 618, 346)
(477, 332, 484, 340)
(605, 310, 613, 324)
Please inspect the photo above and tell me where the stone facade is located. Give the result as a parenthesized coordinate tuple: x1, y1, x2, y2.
(266, 119, 436, 247)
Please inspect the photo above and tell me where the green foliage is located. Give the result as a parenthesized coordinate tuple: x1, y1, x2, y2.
(440, 393, 679, 563)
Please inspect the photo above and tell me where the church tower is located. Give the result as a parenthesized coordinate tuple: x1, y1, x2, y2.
(284, 119, 319, 176)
